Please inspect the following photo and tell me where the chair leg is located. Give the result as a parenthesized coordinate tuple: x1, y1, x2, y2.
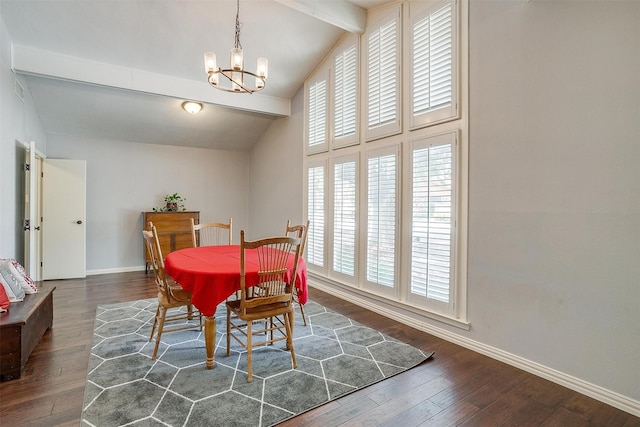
(269, 317, 274, 343)
(298, 303, 307, 326)
(152, 305, 167, 360)
(246, 320, 253, 383)
(187, 303, 194, 320)
(226, 310, 231, 357)
(285, 312, 297, 369)
(149, 305, 160, 342)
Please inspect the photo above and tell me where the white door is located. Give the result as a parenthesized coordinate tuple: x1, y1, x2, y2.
(42, 159, 87, 279)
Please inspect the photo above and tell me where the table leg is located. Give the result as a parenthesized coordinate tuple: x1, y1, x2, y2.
(204, 315, 216, 369)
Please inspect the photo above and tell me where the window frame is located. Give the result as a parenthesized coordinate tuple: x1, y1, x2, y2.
(364, 5, 403, 142)
(363, 144, 401, 298)
(407, 0, 459, 131)
(305, 68, 330, 155)
(330, 152, 360, 285)
(332, 33, 360, 149)
(404, 130, 458, 315)
(304, 158, 329, 274)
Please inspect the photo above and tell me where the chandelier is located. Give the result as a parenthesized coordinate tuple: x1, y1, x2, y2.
(203, 0, 268, 94)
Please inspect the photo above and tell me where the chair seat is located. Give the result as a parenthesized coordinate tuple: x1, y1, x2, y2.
(157, 289, 192, 308)
(226, 298, 293, 321)
(168, 283, 192, 299)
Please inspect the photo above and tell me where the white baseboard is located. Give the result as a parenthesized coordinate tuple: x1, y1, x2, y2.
(86, 265, 146, 276)
(309, 281, 640, 418)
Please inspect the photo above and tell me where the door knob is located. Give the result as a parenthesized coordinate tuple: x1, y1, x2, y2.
(76, 220, 83, 225)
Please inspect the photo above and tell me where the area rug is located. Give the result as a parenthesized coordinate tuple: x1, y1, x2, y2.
(82, 298, 433, 427)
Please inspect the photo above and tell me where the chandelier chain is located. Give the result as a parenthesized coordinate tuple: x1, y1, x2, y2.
(234, 0, 242, 50)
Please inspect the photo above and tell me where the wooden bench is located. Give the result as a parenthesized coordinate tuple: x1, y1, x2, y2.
(0, 283, 56, 381)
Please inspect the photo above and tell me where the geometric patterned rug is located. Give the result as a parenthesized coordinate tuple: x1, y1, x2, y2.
(81, 298, 433, 427)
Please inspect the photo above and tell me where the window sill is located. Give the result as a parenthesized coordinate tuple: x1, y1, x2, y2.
(308, 271, 470, 331)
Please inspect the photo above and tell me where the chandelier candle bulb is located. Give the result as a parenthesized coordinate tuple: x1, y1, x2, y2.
(204, 52, 217, 73)
(204, 52, 218, 85)
(231, 48, 243, 71)
(257, 57, 268, 78)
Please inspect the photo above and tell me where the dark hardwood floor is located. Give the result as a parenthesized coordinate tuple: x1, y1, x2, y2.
(0, 272, 637, 426)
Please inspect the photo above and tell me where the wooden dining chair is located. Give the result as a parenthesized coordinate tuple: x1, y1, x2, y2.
(226, 230, 301, 383)
(190, 217, 232, 247)
(144, 222, 202, 359)
(285, 219, 309, 325)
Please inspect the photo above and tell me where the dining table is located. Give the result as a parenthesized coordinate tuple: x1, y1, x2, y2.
(164, 244, 308, 369)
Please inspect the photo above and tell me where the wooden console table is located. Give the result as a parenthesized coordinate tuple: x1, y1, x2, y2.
(142, 211, 200, 271)
(0, 283, 56, 381)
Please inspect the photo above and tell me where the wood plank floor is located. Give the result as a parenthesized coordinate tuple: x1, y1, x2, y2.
(0, 272, 637, 426)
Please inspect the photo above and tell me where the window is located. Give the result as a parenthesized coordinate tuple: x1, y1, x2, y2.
(306, 163, 326, 269)
(303, 0, 467, 325)
(306, 70, 329, 154)
(409, 0, 458, 129)
(332, 156, 358, 280)
(407, 132, 456, 314)
(333, 35, 358, 148)
(365, 6, 402, 141)
(365, 147, 399, 297)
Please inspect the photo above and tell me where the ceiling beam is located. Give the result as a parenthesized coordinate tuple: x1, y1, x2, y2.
(11, 45, 290, 117)
(274, 0, 366, 33)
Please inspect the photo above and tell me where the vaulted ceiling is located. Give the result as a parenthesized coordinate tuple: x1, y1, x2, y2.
(1, 0, 390, 150)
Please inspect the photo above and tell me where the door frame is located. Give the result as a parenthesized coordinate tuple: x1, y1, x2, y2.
(21, 140, 44, 281)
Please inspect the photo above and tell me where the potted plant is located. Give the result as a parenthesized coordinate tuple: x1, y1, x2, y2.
(153, 193, 187, 212)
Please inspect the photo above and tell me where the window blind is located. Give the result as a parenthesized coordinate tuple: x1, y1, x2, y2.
(366, 153, 396, 288)
(413, 1, 453, 117)
(307, 165, 325, 267)
(334, 45, 357, 140)
(333, 160, 357, 277)
(367, 18, 398, 129)
(410, 142, 453, 302)
(307, 79, 327, 148)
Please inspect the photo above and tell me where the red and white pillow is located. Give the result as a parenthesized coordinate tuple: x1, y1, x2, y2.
(0, 285, 9, 312)
(7, 259, 38, 293)
(0, 259, 38, 303)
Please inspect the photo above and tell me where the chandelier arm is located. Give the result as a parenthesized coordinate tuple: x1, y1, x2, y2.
(209, 69, 266, 94)
(220, 69, 253, 94)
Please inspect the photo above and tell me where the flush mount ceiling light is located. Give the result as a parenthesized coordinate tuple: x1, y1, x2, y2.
(182, 101, 203, 114)
(203, 0, 268, 94)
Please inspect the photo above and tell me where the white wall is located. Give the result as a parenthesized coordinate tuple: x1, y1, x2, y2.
(46, 135, 250, 273)
(253, 0, 640, 413)
(0, 12, 46, 261)
(247, 86, 305, 238)
(467, 0, 640, 402)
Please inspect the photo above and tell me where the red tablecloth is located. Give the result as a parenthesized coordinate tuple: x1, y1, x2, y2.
(164, 245, 307, 317)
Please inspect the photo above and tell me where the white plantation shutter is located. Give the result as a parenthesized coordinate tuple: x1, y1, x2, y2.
(365, 7, 401, 141)
(409, 132, 456, 311)
(307, 164, 326, 268)
(302, 0, 467, 321)
(334, 42, 357, 146)
(410, 0, 457, 129)
(366, 150, 398, 290)
(333, 159, 357, 278)
(307, 73, 328, 153)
